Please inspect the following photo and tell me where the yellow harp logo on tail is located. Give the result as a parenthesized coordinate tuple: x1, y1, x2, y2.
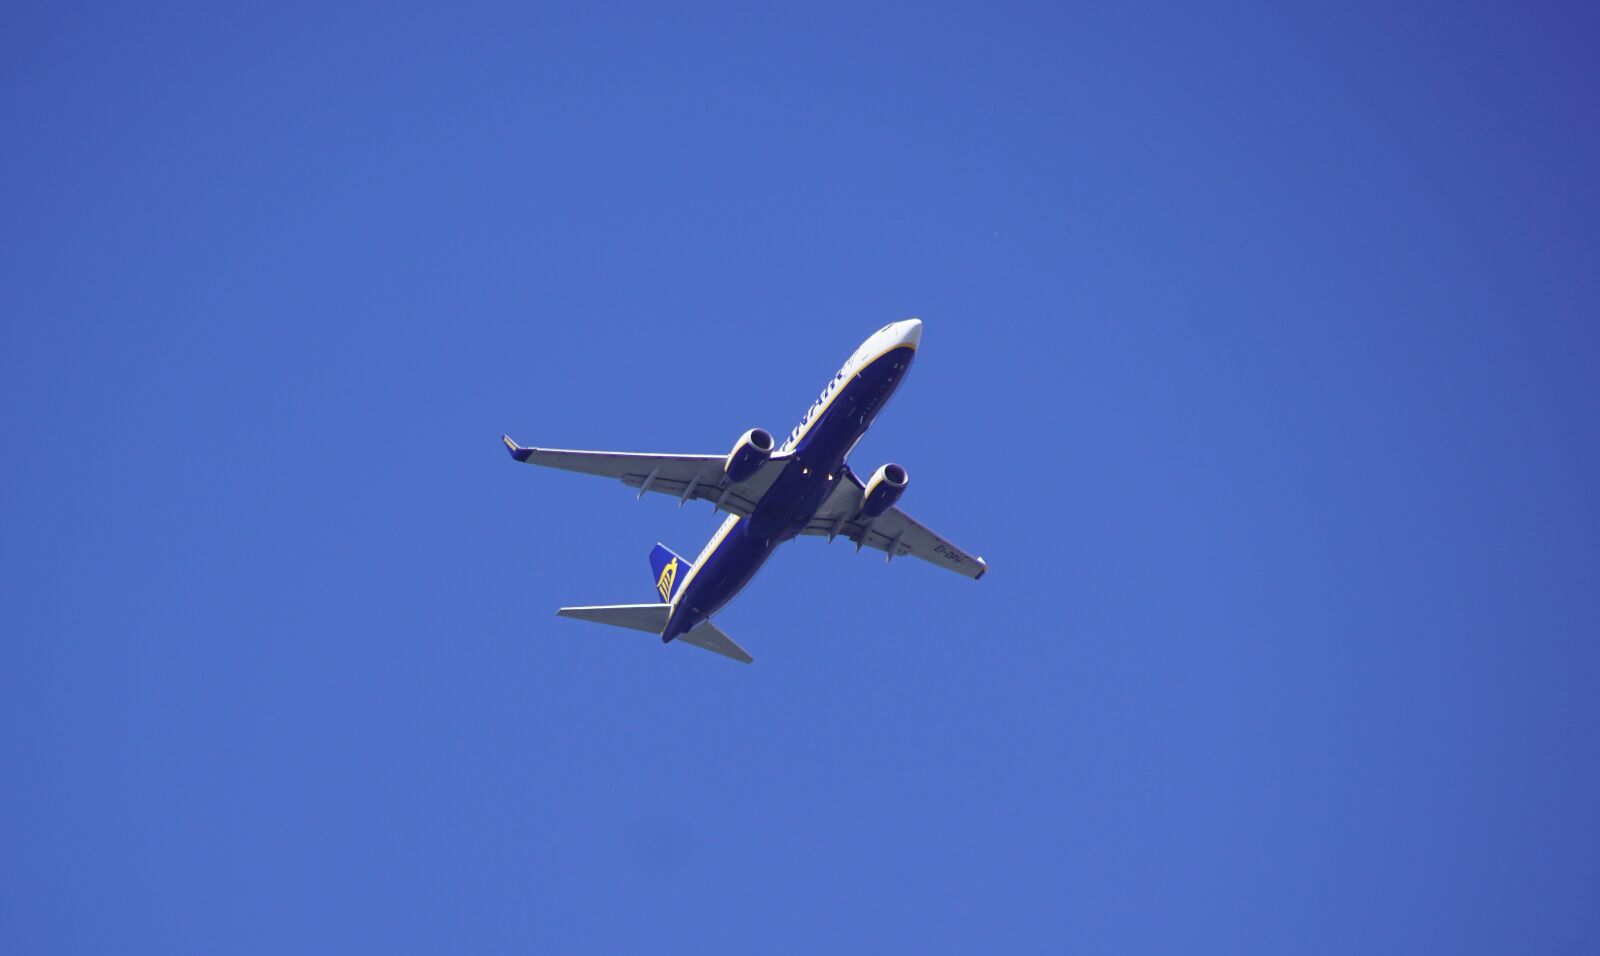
(656, 557, 679, 602)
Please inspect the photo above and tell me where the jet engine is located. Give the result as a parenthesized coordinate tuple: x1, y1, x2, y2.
(724, 428, 776, 483)
(860, 463, 909, 518)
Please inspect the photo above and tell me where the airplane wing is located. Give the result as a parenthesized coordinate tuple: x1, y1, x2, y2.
(802, 468, 988, 579)
(502, 435, 785, 517)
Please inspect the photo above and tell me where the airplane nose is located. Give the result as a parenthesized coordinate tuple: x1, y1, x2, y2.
(897, 318, 923, 348)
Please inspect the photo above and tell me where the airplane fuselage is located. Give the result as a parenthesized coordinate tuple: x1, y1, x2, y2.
(661, 322, 921, 644)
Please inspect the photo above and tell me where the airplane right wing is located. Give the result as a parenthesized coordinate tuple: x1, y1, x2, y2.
(502, 435, 786, 518)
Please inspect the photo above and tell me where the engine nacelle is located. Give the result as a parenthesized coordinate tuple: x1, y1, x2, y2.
(860, 463, 909, 519)
(724, 428, 775, 483)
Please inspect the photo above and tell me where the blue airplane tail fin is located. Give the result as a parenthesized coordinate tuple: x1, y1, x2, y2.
(649, 544, 693, 603)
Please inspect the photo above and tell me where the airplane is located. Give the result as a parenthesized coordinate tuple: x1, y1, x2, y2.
(501, 318, 986, 664)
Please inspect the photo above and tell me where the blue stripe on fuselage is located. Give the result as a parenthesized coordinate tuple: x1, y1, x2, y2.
(661, 345, 915, 644)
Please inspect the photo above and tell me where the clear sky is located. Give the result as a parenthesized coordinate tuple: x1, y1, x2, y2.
(3, 2, 1597, 952)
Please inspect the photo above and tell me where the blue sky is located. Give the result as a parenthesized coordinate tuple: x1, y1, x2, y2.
(3, 2, 1597, 952)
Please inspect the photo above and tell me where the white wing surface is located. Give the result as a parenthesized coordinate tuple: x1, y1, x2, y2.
(502, 435, 785, 517)
(508, 437, 985, 581)
(802, 469, 988, 579)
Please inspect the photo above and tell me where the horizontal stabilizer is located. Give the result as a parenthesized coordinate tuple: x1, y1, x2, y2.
(555, 604, 754, 664)
(679, 620, 754, 664)
(556, 603, 670, 633)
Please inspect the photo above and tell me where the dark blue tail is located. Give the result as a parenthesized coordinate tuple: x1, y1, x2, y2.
(649, 544, 693, 603)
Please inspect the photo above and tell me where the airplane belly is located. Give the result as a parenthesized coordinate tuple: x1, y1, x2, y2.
(746, 458, 837, 543)
(667, 341, 920, 645)
(747, 352, 909, 542)
(669, 529, 776, 638)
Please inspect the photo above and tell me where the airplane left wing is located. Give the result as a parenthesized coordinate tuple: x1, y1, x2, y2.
(802, 469, 988, 579)
(501, 435, 784, 517)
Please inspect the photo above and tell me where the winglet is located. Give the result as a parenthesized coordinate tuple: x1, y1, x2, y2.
(501, 434, 533, 462)
(974, 557, 988, 580)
